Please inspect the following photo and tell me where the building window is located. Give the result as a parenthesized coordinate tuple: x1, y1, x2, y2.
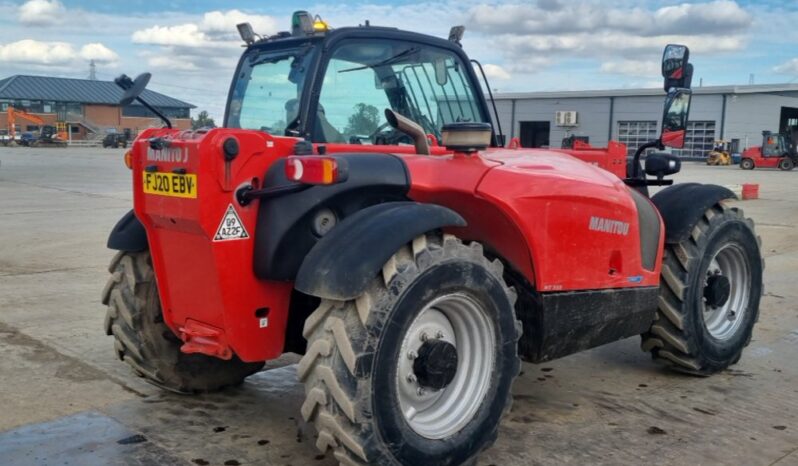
(617, 121, 658, 157)
(122, 105, 190, 119)
(672, 121, 716, 159)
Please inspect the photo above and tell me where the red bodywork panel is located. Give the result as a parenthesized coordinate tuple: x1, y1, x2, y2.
(129, 128, 661, 362)
(742, 146, 785, 168)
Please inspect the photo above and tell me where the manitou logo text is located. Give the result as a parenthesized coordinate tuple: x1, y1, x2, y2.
(588, 216, 630, 236)
(147, 147, 189, 163)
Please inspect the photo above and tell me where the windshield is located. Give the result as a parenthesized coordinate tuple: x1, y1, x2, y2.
(227, 46, 314, 134)
(226, 38, 487, 145)
(314, 39, 486, 144)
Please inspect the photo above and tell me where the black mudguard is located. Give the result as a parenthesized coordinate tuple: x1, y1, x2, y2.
(294, 202, 466, 301)
(651, 183, 736, 244)
(107, 210, 148, 252)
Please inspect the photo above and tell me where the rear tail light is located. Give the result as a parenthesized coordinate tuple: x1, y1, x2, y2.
(124, 150, 133, 169)
(285, 156, 346, 185)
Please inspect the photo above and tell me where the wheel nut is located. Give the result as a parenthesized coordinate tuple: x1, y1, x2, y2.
(420, 332, 428, 342)
(407, 350, 418, 360)
(416, 387, 426, 396)
(407, 373, 417, 383)
(435, 330, 444, 339)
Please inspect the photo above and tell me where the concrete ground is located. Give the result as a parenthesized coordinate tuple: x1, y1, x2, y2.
(0, 146, 797, 466)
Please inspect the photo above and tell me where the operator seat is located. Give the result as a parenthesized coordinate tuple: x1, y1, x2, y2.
(285, 99, 345, 143)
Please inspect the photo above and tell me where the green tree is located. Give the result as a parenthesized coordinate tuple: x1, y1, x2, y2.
(191, 110, 216, 130)
(344, 103, 380, 136)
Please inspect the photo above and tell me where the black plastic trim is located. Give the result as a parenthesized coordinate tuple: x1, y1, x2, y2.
(651, 183, 736, 243)
(514, 285, 659, 363)
(295, 202, 466, 300)
(629, 188, 661, 270)
(107, 210, 148, 252)
(253, 153, 411, 280)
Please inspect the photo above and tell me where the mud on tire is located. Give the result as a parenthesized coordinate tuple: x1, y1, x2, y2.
(642, 202, 763, 375)
(298, 233, 521, 466)
(101, 250, 263, 393)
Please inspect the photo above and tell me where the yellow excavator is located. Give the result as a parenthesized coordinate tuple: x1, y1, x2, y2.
(706, 140, 732, 165)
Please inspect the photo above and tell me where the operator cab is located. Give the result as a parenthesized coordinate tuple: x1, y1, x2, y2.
(225, 11, 499, 147)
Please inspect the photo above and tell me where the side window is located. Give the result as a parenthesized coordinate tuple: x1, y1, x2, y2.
(317, 55, 391, 143)
(237, 58, 298, 134)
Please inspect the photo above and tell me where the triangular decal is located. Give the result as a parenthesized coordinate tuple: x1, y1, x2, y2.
(213, 204, 250, 241)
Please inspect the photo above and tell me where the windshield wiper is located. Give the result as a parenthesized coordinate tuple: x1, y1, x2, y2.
(339, 47, 420, 73)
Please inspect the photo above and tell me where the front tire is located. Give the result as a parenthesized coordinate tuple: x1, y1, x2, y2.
(298, 234, 520, 465)
(778, 158, 794, 171)
(642, 202, 763, 374)
(101, 250, 263, 393)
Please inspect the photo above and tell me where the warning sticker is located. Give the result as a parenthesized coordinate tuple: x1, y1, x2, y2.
(214, 204, 249, 242)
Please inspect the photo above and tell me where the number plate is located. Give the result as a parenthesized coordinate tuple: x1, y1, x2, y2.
(142, 172, 197, 198)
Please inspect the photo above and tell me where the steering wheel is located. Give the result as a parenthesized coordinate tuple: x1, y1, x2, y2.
(367, 122, 392, 143)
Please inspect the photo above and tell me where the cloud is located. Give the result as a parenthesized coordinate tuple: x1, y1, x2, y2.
(481, 63, 511, 80)
(0, 39, 75, 64)
(774, 58, 798, 75)
(467, 0, 752, 72)
(468, 0, 751, 37)
(80, 43, 118, 63)
(131, 10, 280, 48)
(17, 0, 65, 26)
(132, 24, 207, 47)
(146, 55, 200, 71)
(200, 10, 279, 39)
(0, 39, 118, 67)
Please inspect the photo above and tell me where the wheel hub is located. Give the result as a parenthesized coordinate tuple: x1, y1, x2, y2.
(704, 274, 731, 308)
(395, 293, 495, 439)
(413, 339, 458, 390)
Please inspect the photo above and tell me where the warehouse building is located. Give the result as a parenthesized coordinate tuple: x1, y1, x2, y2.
(0, 75, 194, 141)
(493, 84, 798, 158)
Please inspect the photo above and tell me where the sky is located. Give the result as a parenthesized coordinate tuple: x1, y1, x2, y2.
(1, 0, 798, 121)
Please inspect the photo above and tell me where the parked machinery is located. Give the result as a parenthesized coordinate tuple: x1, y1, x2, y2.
(707, 140, 732, 165)
(741, 130, 797, 170)
(102, 16, 763, 466)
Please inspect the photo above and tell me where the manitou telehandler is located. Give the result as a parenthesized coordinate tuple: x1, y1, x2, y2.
(102, 13, 763, 466)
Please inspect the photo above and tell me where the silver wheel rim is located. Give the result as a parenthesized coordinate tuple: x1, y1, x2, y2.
(395, 293, 495, 439)
(702, 243, 750, 340)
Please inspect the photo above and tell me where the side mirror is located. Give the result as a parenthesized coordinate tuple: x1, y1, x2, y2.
(645, 152, 681, 179)
(662, 44, 692, 90)
(116, 73, 151, 106)
(661, 88, 692, 149)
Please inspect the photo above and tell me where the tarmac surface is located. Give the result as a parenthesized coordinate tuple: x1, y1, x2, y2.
(0, 146, 797, 466)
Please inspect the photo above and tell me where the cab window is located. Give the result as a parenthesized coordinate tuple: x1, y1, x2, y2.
(314, 39, 486, 144)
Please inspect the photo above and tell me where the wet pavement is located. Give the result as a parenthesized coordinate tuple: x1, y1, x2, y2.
(1, 147, 797, 465)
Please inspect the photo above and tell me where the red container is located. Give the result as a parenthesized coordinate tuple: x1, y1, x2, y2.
(742, 183, 759, 200)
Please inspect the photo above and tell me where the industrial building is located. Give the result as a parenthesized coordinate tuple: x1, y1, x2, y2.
(0, 75, 194, 141)
(493, 84, 798, 158)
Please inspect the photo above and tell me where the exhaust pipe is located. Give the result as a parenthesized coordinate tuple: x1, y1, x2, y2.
(384, 109, 430, 155)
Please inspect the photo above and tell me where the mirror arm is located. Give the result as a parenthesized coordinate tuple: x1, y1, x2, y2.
(471, 59, 504, 147)
(631, 138, 665, 178)
(134, 96, 173, 129)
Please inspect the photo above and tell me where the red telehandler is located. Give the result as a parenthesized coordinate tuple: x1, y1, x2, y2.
(102, 13, 763, 466)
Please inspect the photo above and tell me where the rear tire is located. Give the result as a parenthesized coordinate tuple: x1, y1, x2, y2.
(740, 158, 754, 170)
(778, 158, 794, 171)
(642, 202, 763, 374)
(102, 250, 263, 393)
(298, 234, 521, 465)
